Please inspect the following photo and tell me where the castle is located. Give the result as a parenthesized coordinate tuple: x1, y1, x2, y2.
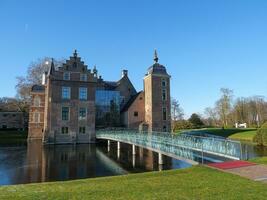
(28, 50, 171, 144)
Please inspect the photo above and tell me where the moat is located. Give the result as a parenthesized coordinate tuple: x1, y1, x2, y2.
(0, 141, 192, 186)
(1, 139, 267, 186)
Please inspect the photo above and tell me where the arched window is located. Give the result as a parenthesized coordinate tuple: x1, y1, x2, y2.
(33, 96, 41, 107)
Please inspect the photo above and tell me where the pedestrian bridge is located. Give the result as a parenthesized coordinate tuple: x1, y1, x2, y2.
(96, 130, 242, 165)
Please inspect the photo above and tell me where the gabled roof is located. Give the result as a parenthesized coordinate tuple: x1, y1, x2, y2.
(121, 91, 142, 113)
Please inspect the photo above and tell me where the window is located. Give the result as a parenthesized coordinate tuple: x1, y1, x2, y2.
(61, 127, 69, 134)
(79, 127, 86, 134)
(62, 107, 69, 121)
(162, 79, 167, 87)
(12, 114, 16, 117)
(79, 87, 87, 100)
(162, 89, 167, 101)
(63, 72, 70, 80)
(33, 96, 41, 107)
(134, 111, 138, 117)
(163, 107, 167, 121)
(79, 108, 87, 120)
(163, 126, 167, 132)
(33, 112, 40, 123)
(80, 74, 87, 81)
(62, 87, 71, 99)
(3, 114, 7, 117)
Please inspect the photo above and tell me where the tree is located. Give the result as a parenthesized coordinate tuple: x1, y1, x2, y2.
(253, 122, 267, 146)
(188, 113, 204, 128)
(204, 107, 219, 127)
(171, 98, 184, 132)
(216, 88, 233, 128)
(15, 57, 63, 102)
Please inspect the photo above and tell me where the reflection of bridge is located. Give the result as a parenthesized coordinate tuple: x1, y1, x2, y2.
(96, 130, 242, 164)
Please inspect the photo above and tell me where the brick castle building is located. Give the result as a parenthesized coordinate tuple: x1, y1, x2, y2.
(28, 50, 171, 144)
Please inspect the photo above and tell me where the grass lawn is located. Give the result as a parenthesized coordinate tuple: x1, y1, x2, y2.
(1, 166, 267, 200)
(0, 130, 28, 145)
(177, 128, 258, 143)
(250, 157, 267, 165)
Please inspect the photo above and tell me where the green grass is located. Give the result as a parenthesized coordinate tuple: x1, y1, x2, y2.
(0, 130, 28, 145)
(1, 166, 267, 199)
(250, 157, 267, 165)
(180, 128, 258, 143)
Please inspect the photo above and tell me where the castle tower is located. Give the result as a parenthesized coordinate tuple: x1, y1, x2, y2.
(144, 50, 171, 132)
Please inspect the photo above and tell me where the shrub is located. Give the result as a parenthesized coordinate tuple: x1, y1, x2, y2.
(173, 120, 194, 131)
(253, 122, 267, 146)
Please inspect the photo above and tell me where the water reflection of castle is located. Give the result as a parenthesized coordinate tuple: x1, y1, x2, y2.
(24, 142, 173, 183)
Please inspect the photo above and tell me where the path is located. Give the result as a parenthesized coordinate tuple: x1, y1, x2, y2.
(208, 160, 267, 183)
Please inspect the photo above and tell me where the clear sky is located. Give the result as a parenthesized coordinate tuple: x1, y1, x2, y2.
(0, 0, 267, 117)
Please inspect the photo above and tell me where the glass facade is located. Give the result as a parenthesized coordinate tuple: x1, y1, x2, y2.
(95, 90, 122, 127)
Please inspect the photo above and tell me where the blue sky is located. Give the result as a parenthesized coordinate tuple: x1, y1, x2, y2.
(0, 0, 267, 117)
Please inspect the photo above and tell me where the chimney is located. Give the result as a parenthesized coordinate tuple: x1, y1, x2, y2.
(42, 72, 47, 85)
(122, 70, 128, 78)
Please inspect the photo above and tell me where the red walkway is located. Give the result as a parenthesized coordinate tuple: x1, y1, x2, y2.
(208, 160, 256, 170)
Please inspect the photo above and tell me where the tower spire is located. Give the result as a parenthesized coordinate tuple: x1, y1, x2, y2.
(73, 49, 78, 58)
(154, 49, 159, 63)
(48, 58, 55, 76)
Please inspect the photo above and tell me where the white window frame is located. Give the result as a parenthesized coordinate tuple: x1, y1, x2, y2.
(163, 107, 167, 121)
(62, 87, 71, 99)
(63, 72, 70, 80)
(79, 107, 87, 120)
(80, 73, 87, 81)
(33, 112, 40, 123)
(162, 89, 167, 101)
(33, 96, 41, 107)
(162, 78, 167, 87)
(62, 106, 70, 121)
(79, 87, 87, 100)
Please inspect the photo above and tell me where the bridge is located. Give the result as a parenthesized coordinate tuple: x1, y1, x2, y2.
(96, 130, 242, 165)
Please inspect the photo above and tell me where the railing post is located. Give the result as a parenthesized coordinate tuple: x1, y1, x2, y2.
(201, 141, 204, 164)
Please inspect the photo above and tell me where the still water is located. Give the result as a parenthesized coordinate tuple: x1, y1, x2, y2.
(0, 140, 191, 186)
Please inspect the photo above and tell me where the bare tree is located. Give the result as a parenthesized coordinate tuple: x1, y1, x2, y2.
(171, 98, 184, 132)
(215, 88, 233, 128)
(15, 57, 64, 102)
(204, 107, 219, 127)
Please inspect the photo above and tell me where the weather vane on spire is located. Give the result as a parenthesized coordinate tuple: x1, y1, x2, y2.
(74, 49, 78, 58)
(154, 49, 159, 63)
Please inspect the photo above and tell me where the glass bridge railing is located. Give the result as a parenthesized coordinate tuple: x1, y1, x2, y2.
(96, 130, 242, 161)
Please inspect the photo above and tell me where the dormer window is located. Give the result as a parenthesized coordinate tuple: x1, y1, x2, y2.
(63, 72, 70, 80)
(80, 73, 87, 81)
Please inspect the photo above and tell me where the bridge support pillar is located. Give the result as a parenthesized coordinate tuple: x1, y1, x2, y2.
(132, 145, 136, 155)
(117, 141, 120, 150)
(158, 153, 163, 165)
(132, 153, 136, 168)
(107, 140, 110, 152)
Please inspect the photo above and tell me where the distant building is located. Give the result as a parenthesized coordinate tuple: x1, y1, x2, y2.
(28, 50, 171, 144)
(0, 112, 25, 130)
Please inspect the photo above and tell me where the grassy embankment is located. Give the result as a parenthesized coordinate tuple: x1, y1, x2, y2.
(250, 156, 267, 165)
(205, 128, 257, 142)
(177, 128, 257, 143)
(1, 166, 267, 199)
(0, 130, 28, 145)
